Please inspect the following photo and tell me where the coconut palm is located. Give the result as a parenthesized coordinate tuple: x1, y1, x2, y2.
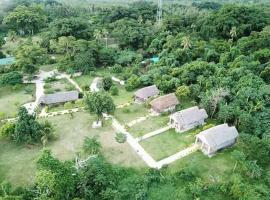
(93, 29, 102, 42)
(101, 28, 109, 48)
(181, 36, 191, 49)
(229, 26, 237, 41)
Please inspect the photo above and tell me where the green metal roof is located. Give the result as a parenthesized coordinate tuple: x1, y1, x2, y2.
(0, 57, 15, 66)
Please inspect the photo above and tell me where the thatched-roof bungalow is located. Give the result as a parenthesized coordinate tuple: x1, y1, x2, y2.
(150, 93, 179, 113)
(195, 124, 238, 156)
(170, 106, 208, 133)
(134, 85, 159, 103)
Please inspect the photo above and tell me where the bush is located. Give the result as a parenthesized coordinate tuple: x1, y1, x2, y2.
(64, 102, 74, 109)
(102, 76, 113, 91)
(83, 137, 101, 155)
(176, 86, 190, 100)
(0, 71, 23, 86)
(115, 132, 127, 143)
(110, 85, 119, 96)
(111, 64, 123, 73)
(75, 99, 85, 107)
(125, 74, 141, 91)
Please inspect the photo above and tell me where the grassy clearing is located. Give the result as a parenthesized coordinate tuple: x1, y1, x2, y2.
(168, 148, 236, 182)
(44, 78, 75, 94)
(114, 103, 149, 124)
(40, 64, 57, 72)
(128, 115, 169, 138)
(140, 129, 195, 161)
(111, 85, 134, 106)
(0, 112, 145, 186)
(73, 75, 94, 91)
(0, 84, 35, 119)
(0, 140, 41, 187)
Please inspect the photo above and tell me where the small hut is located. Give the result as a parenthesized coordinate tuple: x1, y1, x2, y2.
(195, 124, 238, 156)
(134, 85, 159, 103)
(150, 93, 179, 113)
(170, 106, 208, 133)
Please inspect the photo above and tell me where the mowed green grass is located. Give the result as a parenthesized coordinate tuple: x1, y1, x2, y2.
(114, 103, 149, 124)
(0, 140, 41, 187)
(0, 112, 145, 186)
(111, 85, 134, 106)
(128, 115, 169, 138)
(73, 75, 94, 91)
(0, 84, 35, 119)
(168, 148, 236, 181)
(140, 129, 195, 161)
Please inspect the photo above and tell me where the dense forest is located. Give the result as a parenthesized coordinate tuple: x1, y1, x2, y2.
(0, 0, 270, 199)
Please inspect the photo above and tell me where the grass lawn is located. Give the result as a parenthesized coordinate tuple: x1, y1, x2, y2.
(44, 78, 75, 94)
(45, 112, 145, 168)
(73, 75, 94, 91)
(168, 148, 236, 182)
(0, 140, 41, 187)
(0, 111, 145, 186)
(0, 84, 35, 119)
(128, 115, 169, 138)
(111, 85, 134, 106)
(114, 103, 149, 124)
(140, 129, 195, 161)
(40, 64, 57, 72)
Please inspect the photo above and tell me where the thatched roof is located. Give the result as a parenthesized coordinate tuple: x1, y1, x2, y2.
(134, 85, 159, 100)
(40, 91, 79, 105)
(171, 106, 208, 126)
(150, 93, 179, 111)
(196, 124, 238, 150)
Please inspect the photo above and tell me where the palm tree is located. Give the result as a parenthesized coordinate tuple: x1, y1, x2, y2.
(93, 29, 102, 42)
(181, 36, 191, 49)
(229, 26, 237, 41)
(101, 28, 109, 48)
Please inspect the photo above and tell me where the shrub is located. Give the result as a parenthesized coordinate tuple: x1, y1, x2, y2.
(64, 102, 73, 109)
(102, 76, 113, 91)
(75, 99, 85, 107)
(83, 137, 101, 155)
(111, 64, 123, 73)
(110, 85, 119, 96)
(0, 71, 23, 86)
(115, 132, 127, 143)
(176, 86, 190, 100)
(125, 74, 141, 91)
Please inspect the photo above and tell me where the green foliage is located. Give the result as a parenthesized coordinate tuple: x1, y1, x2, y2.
(115, 132, 127, 143)
(0, 71, 22, 86)
(83, 136, 101, 155)
(14, 42, 48, 74)
(1, 107, 54, 144)
(109, 85, 119, 96)
(175, 86, 190, 100)
(125, 74, 141, 91)
(3, 4, 47, 35)
(102, 76, 113, 91)
(84, 92, 115, 120)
